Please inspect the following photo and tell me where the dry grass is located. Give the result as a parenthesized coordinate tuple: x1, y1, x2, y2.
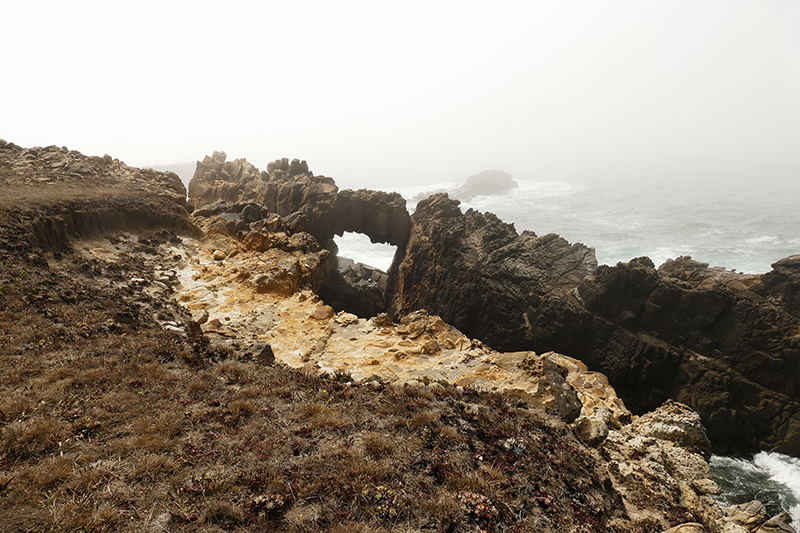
(0, 251, 682, 533)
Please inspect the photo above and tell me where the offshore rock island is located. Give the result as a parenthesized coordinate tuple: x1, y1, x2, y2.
(0, 139, 798, 533)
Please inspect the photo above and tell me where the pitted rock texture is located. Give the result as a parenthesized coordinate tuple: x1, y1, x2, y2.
(170, 219, 592, 423)
(389, 192, 800, 456)
(387, 192, 598, 341)
(599, 400, 756, 533)
(187, 151, 410, 317)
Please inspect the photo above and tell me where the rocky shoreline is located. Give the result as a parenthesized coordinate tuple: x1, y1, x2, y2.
(1, 139, 797, 532)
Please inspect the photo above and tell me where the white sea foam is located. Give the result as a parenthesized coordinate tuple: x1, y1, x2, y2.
(334, 232, 396, 272)
(711, 452, 800, 525)
(752, 452, 800, 523)
(745, 235, 780, 245)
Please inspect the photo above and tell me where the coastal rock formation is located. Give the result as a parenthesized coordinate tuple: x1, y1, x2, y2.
(389, 193, 800, 456)
(187, 151, 409, 316)
(754, 254, 800, 320)
(188, 151, 410, 248)
(185, 155, 800, 456)
(0, 141, 190, 256)
(387, 192, 598, 338)
(4, 141, 799, 532)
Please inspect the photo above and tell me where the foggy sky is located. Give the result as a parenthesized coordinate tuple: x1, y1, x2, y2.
(4, 0, 800, 187)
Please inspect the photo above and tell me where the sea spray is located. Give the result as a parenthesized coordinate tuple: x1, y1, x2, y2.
(711, 452, 800, 525)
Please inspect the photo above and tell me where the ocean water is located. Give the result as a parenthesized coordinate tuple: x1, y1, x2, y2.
(711, 452, 800, 525)
(335, 169, 800, 274)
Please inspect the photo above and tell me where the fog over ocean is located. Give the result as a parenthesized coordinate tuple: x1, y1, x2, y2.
(335, 168, 800, 275)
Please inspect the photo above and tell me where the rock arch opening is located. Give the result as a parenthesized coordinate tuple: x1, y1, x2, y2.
(319, 232, 398, 319)
(335, 231, 396, 272)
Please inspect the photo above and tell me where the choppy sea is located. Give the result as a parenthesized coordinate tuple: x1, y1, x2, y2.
(711, 453, 800, 525)
(334, 168, 800, 521)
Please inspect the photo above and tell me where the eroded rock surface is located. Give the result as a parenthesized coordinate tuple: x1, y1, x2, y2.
(187, 151, 410, 317)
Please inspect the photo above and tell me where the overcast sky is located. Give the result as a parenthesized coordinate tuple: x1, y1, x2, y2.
(4, 0, 800, 186)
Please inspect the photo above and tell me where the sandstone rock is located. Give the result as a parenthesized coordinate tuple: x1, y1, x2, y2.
(724, 501, 768, 531)
(691, 478, 720, 496)
(250, 258, 301, 296)
(194, 309, 209, 325)
(212, 249, 226, 261)
(453, 351, 582, 422)
(757, 512, 797, 533)
(600, 401, 728, 531)
(630, 400, 712, 460)
(573, 415, 608, 445)
(310, 305, 335, 320)
(246, 342, 275, 365)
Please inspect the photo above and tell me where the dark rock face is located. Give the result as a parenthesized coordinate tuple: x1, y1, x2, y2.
(388, 193, 800, 456)
(319, 256, 389, 318)
(754, 254, 800, 320)
(387, 193, 597, 351)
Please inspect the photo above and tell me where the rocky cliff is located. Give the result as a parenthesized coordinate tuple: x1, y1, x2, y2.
(187, 156, 800, 456)
(390, 193, 800, 456)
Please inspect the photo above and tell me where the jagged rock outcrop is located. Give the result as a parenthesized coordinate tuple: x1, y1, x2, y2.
(188, 151, 410, 248)
(754, 254, 800, 320)
(387, 192, 597, 339)
(388, 193, 800, 456)
(602, 400, 798, 533)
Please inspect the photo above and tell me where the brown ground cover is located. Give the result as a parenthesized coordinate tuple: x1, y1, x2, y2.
(0, 248, 650, 533)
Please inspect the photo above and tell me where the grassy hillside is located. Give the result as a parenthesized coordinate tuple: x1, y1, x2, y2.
(0, 243, 653, 533)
